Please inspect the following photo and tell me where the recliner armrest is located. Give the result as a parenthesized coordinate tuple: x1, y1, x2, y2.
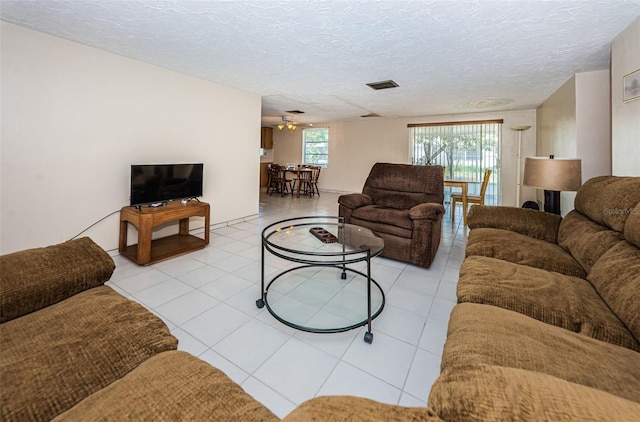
(337, 193, 373, 210)
(409, 203, 445, 220)
(468, 205, 562, 243)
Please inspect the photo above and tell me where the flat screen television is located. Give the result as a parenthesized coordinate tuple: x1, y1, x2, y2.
(130, 163, 203, 206)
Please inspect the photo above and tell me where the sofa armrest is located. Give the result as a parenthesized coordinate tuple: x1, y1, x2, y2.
(337, 193, 373, 210)
(429, 365, 640, 422)
(0, 237, 115, 323)
(468, 205, 562, 243)
(284, 396, 443, 421)
(410, 203, 446, 220)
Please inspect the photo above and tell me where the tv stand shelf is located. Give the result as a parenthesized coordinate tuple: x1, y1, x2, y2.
(119, 201, 210, 266)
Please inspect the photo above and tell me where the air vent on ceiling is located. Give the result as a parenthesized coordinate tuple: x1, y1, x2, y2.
(285, 110, 305, 114)
(366, 80, 399, 90)
(361, 112, 381, 118)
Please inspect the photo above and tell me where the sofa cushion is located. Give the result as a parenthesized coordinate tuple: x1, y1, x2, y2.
(441, 303, 640, 403)
(457, 256, 639, 350)
(375, 192, 430, 210)
(352, 205, 413, 230)
(588, 241, 640, 342)
(53, 351, 278, 422)
(284, 396, 443, 421)
(0, 286, 177, 421)
(0, 237, 115, 323)
(557, 210, 624, 273)
(574, 176, 640, 233)
(465, 228, 586, 278)
(468, 205, 561, 243)
(349, 216, 412, 239)
(429, 364, 640, 422)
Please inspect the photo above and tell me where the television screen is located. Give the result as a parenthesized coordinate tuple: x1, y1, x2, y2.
(130, 163, 203, 206)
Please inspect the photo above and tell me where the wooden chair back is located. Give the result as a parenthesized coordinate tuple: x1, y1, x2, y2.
(267, 164, 290, 195)
(478, 168, 492, 203)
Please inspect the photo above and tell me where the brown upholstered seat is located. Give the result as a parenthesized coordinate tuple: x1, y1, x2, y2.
(338, 163, 445, 268)
(53, 351, 278, 421)
(441, 303, 640, 403)
(457, 255, 639, 350)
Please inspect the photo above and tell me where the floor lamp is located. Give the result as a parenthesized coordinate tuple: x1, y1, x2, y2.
(511, 126, 531, 207)
(523, 156, 582, 214)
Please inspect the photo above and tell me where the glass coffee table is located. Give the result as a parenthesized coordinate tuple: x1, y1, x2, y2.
(256, 216, 385, 343)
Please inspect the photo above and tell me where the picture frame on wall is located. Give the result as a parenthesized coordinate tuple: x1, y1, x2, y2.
(623, 69, 640, 103)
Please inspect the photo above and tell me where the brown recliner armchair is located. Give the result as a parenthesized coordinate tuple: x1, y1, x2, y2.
(338, 163, 444, 268)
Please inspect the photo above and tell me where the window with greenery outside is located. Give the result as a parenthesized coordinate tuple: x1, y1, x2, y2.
(302, 128, 329, 167)
(409, 121, 501, 205)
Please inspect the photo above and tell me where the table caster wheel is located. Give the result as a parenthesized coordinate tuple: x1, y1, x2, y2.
(256, 298, 265, 308)
(341, 272, 347, 280)
(364, 332, 373, 344)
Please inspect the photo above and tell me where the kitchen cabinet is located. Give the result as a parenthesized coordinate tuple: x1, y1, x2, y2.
(261, 127, 273, 149)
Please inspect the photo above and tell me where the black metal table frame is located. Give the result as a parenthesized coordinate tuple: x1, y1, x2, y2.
(256, 216, 385, 344)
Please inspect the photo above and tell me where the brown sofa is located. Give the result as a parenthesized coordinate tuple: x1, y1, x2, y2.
(427, 176, 640, 420)
(0, 237, 443, 421)
(0, 237, 278, 421)
(338, 163, 445, 268)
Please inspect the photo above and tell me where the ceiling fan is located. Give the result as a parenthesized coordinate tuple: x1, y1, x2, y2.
(276, 115, 313, 131)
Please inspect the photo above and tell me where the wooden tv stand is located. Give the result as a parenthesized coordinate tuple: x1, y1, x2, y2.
(119, 200, 210, 265)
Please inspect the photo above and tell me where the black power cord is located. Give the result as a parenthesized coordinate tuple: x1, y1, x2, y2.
(70, 198, 202, 241)
(69, 209, 121, 241)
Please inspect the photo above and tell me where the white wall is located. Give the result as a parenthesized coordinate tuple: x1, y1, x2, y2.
(536, 76, 577, 160)
(576, 70, 612, 180)
(536, 70, 611, 215)
(611, 16, 640, 176)
(0, 22, 262, 254)
(273, 110, 537, 207)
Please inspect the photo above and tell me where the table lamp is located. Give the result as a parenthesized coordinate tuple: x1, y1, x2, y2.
(523, 155, 582, 215)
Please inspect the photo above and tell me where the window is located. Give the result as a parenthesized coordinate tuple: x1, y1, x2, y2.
(302, 128, 329, 167)
(408, 120, 502, 205)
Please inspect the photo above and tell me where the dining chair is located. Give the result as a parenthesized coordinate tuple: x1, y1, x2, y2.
(291, 165, 312, 196)
(451, 168, 492, 222)
(306, 166, 321, 197)
(267, 164, 292, 196)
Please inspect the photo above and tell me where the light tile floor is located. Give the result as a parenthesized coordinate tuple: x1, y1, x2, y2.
(108, 191, 468, 418)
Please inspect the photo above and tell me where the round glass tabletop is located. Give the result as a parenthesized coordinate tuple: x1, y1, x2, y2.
(259, 216, 385, 337)
(262, 216, 384, 265)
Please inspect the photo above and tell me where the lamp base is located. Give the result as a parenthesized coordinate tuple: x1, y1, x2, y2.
(544, 190, 561, 215)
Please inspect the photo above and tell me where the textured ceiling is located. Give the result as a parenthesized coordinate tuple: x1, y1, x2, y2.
(2, 1, 639, 127)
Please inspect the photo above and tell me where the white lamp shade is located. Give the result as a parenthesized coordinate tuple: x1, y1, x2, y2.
(523, 157, 582, 191)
